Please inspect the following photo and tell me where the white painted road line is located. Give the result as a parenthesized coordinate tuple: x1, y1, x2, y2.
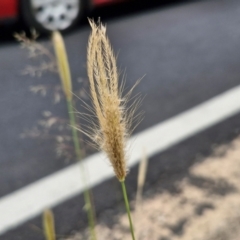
(1, 85, 240, 234)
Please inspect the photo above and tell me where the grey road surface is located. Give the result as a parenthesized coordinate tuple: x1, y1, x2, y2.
(1, 0, 240, 239)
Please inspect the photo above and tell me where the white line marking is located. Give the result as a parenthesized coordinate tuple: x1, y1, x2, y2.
(1, 85, 240, 234)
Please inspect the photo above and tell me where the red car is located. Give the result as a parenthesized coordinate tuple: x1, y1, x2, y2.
(0, 0, 123, 32)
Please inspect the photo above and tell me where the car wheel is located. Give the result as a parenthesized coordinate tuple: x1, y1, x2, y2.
(21, 0, 87, 33)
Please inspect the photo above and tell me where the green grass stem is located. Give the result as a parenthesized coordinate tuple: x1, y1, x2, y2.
(67, 99, 97, 240)
(121, 180, 135, 240)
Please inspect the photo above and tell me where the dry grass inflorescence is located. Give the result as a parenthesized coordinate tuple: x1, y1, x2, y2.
(16, 29, 97, 239)
(52, 30, 97, 240)
(15, 31, 57, 77)
(43, 209, 56, 240)
(84, 19, 140, 239)
(16, 19, 142, 240)
(86, 19, 129, 181)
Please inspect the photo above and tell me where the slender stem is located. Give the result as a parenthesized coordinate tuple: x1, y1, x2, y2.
(67, 99, 97, 240)
(121, 181, 135, 240)
(66, 99, 82, 158)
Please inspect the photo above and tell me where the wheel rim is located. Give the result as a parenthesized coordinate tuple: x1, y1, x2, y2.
(30, 0, 80, 30)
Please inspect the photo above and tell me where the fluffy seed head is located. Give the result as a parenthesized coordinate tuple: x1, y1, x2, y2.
(87, 19, 129, 181)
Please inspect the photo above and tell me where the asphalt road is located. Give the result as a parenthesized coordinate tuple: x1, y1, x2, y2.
(1, 0, 240, 239)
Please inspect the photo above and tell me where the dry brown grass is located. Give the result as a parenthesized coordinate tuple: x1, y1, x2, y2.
(43, 209, 56, 240)
(52, 31, 72, 101)
(86, 19, 132, 181)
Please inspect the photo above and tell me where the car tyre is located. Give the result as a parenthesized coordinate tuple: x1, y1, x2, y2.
(20, 0, 88, 33)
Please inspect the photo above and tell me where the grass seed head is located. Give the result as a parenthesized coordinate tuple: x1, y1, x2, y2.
(52, 31, 72, 101)
(43, 209, 56, 240)
(86, 19, 132, 181)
